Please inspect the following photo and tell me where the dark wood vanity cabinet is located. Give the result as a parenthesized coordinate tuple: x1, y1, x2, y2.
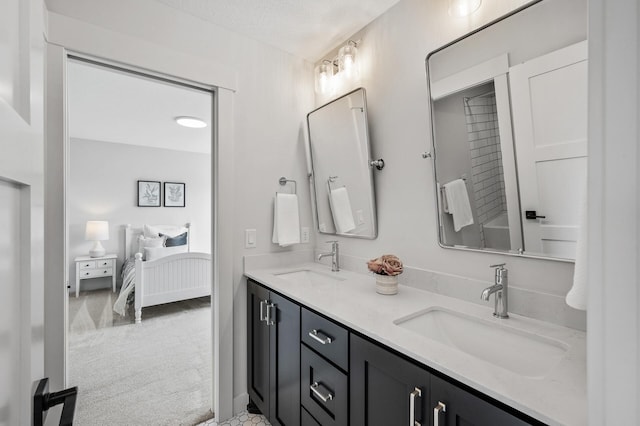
(350, 334, 539, 426)
(350, 334, 430, 426)
(248, 278, 543, 426)
(247, 280, 300, 426)
(430, 375, 533, 426)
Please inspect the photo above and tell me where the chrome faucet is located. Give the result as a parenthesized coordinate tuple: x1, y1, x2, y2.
(318, 241, 339, 272)
(481, 263, 509, 319)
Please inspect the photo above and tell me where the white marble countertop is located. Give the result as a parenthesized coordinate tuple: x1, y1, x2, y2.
(245, 262, 586, 426)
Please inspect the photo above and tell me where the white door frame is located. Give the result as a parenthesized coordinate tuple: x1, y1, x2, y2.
(44, 42, 236, 421)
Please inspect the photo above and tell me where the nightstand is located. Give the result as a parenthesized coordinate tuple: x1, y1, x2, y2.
(74, 254, 117, 298)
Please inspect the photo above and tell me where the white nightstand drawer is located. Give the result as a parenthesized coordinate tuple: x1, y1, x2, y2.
(79, 268, 113, 279)
(96, 267, 113, 277)
(96, 259, 113, 268)
(79, 261, 96, 269)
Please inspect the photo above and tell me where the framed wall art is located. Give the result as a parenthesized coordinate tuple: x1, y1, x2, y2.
(164, 182, 185, 207)
(137, 180, 161, 207)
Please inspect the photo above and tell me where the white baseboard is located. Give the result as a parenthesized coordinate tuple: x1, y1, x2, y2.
(233, 392, 249, 415)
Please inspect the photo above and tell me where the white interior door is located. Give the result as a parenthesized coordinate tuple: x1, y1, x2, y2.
(510, 41, 588, 259)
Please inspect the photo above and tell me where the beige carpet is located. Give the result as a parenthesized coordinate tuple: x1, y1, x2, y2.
(68, 289, 213, 425)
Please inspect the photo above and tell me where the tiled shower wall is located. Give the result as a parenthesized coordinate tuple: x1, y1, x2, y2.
(464, 93, 507, 245)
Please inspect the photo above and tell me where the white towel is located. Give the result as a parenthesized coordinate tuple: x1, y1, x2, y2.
(566, 186, 587, 310)
(329, 187, 356, 233)
(272, 193, 300, 247)
(443, 179, 474, 232)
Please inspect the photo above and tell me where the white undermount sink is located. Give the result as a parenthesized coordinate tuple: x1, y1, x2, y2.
(274, 269, 345, 286)
(394, 307, 569, 378)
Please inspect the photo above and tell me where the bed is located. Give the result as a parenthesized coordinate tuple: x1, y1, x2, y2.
(114, 223, 212, 323)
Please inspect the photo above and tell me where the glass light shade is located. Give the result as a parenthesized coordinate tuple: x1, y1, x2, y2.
(175, 116, 207, 128)
(448, 0, 482, 17)
(85, 221, 109, 241)
(314, 61, 334, 95)
(338, 44, 358, 79)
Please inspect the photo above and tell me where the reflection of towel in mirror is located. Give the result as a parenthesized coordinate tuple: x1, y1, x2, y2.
(329, 187, 356, 233)
(443, 179, 474, 232)
(272, 193, 300, 247)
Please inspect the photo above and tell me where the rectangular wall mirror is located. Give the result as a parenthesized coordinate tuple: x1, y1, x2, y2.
(307, 88, 378, 239)
(427, 0, 587, 261)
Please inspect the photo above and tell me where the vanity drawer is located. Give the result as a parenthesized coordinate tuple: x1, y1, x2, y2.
(301, 345, 348, 426)
(78, 260, 96, 269)
(301, 308, 349, 371)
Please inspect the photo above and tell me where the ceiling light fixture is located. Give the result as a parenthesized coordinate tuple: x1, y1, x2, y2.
(175, 116, 207, 128)
(314, 39, 361, 96)
(448, 0, 482, 17)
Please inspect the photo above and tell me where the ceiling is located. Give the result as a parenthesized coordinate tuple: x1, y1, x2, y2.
(154, 0, 402, 60)
(66, 1, 403, 151)
(68, 59, 212, 154)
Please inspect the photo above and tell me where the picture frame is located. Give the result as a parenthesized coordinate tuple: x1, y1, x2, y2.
(137, 180, 161, 207)
(164, 182, 186, 207)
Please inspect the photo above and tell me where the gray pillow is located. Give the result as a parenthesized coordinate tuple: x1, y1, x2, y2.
(161, 232, 187, 247)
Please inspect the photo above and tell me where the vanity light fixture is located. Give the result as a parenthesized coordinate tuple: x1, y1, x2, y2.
(338, 40, 359, 79)
(314, 60, 335, 95)
(314, 39, 361, 96)
(175, 116, 207, 128)
(448, 0, 482, 17)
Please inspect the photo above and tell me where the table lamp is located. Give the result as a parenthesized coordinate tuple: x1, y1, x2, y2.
(85, 220, 109, 258)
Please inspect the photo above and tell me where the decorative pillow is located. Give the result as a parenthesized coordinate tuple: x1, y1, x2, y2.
(137, 235, 165, 258)
(143, 224, 187, 238)
(160, 232, 188, 247)
(144, 245, 188, 261)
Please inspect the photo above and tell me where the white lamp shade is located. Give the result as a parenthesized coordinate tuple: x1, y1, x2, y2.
(85, 221, 109, 241)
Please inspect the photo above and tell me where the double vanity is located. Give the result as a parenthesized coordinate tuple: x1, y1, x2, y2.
(245, 259, 586, 426)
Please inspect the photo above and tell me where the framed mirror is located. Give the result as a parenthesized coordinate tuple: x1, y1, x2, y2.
(307, 88, 378, 239)
(427, 0, 587, 261)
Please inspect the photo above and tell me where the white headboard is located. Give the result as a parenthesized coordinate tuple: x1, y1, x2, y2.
(124, 223, 191, 258)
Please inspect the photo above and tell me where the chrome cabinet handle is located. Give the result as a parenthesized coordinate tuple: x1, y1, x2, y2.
(308, 329, 333, 345)
(259, 301, 267, 322)
(266, 303, 276, 326)
(410, 387, 422, 426)
(433, 401, 446, 426)
(310, 381, 333, 402)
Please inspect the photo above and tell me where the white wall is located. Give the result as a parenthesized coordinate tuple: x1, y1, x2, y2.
(45, 0, 314, 418)
(312, 0, 587, 329)
(587, 0, 640, 423)
(68, 138, 212, 292)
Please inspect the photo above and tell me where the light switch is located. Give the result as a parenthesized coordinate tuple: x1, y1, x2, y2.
(356, 209, 365, 225)
(245, 229, 257, 248)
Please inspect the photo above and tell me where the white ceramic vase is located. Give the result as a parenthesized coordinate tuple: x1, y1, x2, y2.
(375, 274, 399, 295)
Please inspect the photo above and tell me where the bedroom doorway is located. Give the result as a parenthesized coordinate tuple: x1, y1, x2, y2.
(65, 56, 215, 425)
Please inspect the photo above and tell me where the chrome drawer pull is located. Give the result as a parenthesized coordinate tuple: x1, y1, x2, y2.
(308, 329, 333, 345)
(310, 381, 333, 402)
(266, 302, 276, 326)
(259, 301, 267, 322)
(433, 401, 446, 426)
(410, 387, 422, 426)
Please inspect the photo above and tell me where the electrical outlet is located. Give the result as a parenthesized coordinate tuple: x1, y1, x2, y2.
(245, 229, 257, 248)
(301, 227, 310, 243)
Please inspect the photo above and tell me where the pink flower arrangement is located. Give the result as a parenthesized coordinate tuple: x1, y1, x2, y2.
(367, 254, 403, 276)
